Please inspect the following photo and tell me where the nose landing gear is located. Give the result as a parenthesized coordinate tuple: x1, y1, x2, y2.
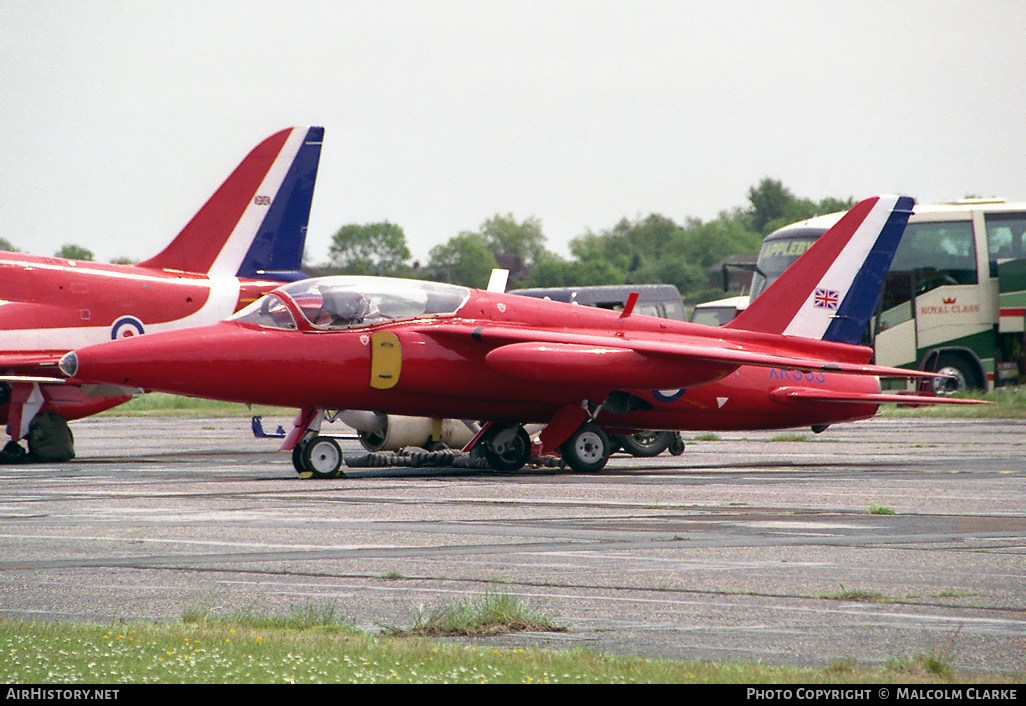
(292, 434, 344, 478)
(479, 424, 533, 472)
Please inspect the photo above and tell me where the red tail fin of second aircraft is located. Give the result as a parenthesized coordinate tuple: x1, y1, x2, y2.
(725, 195, 914, 344)
(137, 126, 322, 280)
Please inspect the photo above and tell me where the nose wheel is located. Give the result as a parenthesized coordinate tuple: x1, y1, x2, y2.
(293, 435, 344, 478)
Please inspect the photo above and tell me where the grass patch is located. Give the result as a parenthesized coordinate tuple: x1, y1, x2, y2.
(692, 433, 721, 441)
(819, 586, 892, 603)
(183, 601, 355, 633)
(383, 593, 565, 637)
(887, 650, 958, 680)
(769, 433, 808, 442)
(885, 628, 963, 680)
(0, 616, 1006, 684)
(825, 657, 859, 674)
(869, 505, 895, 515)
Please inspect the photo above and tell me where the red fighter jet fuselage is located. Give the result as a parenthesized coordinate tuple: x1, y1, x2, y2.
(63, 282, 883, 423)
(62, 195, 985, 476)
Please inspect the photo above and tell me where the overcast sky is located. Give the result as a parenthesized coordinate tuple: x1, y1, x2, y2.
(3, 1, 1024, 266)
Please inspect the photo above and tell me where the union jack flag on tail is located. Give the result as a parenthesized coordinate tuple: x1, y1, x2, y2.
(813, 288, 839, 310)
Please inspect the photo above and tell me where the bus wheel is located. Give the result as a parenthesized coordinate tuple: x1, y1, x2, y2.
(931, 353, 980, 395)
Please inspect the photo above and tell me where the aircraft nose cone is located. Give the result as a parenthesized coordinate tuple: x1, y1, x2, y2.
(59, 351, 78, 378)
(63, 322, 284, 404)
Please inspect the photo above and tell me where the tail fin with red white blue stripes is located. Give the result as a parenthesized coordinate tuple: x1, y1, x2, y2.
(725, 195, 914, 344)
(137, 126, 322, 281)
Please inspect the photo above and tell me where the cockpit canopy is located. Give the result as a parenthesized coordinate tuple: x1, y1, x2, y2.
(231, 276, 471, 331)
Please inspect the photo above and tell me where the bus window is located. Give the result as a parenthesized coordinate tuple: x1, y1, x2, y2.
(985, 213, 1026, 263)
(750, 234, 818, 299)
(881, 220, 977, 313)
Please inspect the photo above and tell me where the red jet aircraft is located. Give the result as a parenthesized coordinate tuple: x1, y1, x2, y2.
(1, 126, 323, 460)
(60, 195, 984, 476)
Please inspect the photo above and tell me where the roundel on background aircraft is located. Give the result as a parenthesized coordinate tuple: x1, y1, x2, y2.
(111, 316, 145, 340)
(652, 388, 686, 402)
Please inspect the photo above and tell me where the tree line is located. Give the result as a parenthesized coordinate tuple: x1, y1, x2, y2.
(321, 178, 853, 303)
(0, 178, 853, 304)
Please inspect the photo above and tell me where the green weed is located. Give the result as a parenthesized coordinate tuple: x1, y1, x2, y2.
(383, 593, 565, 637)
(819, 586, 891, 603)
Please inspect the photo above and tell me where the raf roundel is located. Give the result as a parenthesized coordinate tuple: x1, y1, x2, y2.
(111, 316, 145, 340)
(652, 388, 687, 403)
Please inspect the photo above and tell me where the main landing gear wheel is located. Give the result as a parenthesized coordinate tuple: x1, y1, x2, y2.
(616, 430, 674, 457)
(481, 424, 532, 472)
(26, 411, 75, 462)
(294, 435, 344, 478)
(561, 423, 611, 473)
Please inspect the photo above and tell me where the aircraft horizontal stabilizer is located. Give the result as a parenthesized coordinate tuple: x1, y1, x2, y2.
(768, 386, 990, 406)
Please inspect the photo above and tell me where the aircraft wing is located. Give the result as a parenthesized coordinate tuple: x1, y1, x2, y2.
(768, 386, 989, 406)
(419, 323, 952, 389)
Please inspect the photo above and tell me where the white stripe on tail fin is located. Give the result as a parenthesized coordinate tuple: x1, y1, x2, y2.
(726, 195, 914, 344)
